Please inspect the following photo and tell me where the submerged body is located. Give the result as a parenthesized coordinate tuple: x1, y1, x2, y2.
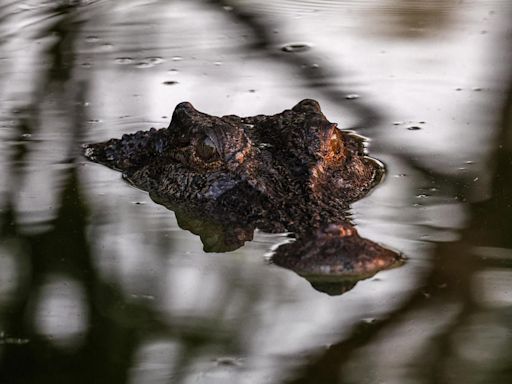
(84, 99, 402, 294)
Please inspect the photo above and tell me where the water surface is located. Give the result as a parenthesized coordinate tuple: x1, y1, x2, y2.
(1, 1, 512, 383)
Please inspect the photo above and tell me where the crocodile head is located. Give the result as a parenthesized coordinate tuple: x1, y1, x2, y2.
(84, 100, 401, 295)
(84, 100, 381, 213)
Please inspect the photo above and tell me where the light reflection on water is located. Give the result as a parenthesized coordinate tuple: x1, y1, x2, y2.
(0, 0, 511, 383)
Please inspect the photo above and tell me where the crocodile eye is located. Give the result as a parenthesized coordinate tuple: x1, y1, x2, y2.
(196, 136, 220, 162)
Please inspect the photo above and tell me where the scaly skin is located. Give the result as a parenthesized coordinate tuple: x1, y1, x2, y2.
(84, 100, 403, 295)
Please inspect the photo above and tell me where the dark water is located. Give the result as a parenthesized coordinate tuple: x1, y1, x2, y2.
(1, 0, 512, 383)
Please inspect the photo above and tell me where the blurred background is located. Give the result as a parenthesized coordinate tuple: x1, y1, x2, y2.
(0, 0, 511, 383)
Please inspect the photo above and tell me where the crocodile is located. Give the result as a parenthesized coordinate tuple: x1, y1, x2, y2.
(83, 99, 403, 295)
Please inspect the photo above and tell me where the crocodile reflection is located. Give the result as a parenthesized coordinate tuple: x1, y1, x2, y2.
(84, 100, 403, 295)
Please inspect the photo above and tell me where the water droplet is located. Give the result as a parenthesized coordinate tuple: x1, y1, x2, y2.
(87, 119, 102, 124)
(407, 126, 421, 131)
(172, 56, 183, 61)
(281, 43, 311, 53)
(248, 89, 256, 93)
(419, 121, 426, 124)
(472, 87, 483, 91)
(465, 160, 475, 165)
(473, 177, 479, 182)
(345, 94, 360, 100)
(168, 68, 178, 73)
(163, 81, 178, 85)
(115, 57, 134, 64)
(392, 121, 403, 126)
(213, 61, 222, 66)
(393, 173, 407, 177)
(81, 62, 92, 68)
(310, 63, 320, 69)
(455, 87, 463, 91)
(100, 43, 113, 51)
(416, 194, 429, 198)
(223, 5, 233, 11)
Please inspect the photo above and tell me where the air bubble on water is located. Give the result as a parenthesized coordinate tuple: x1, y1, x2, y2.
(311, 63, 320, 69)
(135, 61, 153, 69)
(213, 61, 222, 66)
(81, 62, 92, 68)
(392, 121, 403, 126)
(416, 194, 429, 198)
(455, 87, 463, 91)
(248, 89, 256, 93)
(345, 94, 360, 100)
(101, 43, 113, 51)
(419, 121, 426, 124)
(172, 56, 183, 61)
(85, 36, 99, 43)
(407, 126, 421, 131)
(281, 43, 311, 53)
(465, 160, 475, 165)
(21, 133, 32, 139)
(147, 57, 165, 65)
(214, 357, 242, 367)
(130, 293, 155, 300)
(163, 81, 178, 85)
(115, 57, 134, 64)
(472, 87, 483, 91)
